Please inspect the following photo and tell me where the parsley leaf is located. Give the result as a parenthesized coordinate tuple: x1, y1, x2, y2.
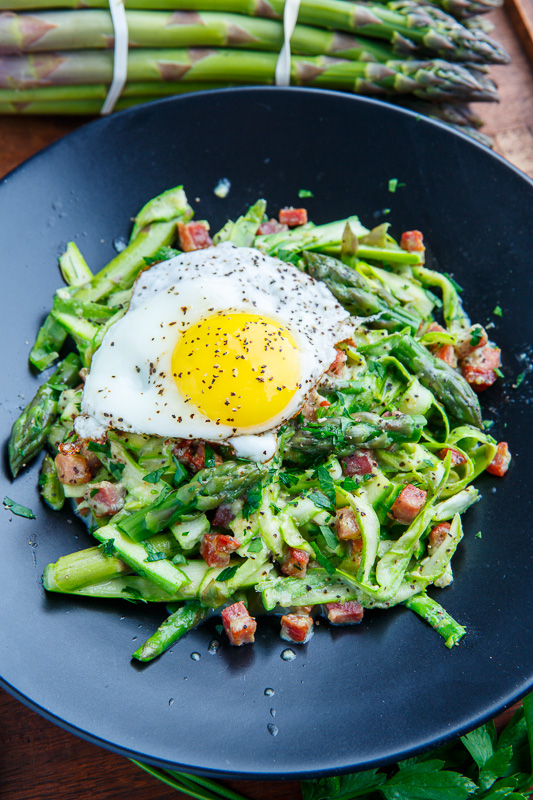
(108, 461, 125, 481)
(493, 305, 503, 317)
(121, 586, 147, 603)
(368, 359, 387, 380)
(216, 564, 239, 582)
(3, 497, 36, 519)
(243, 482, 263, 519)
(319, 524, 339, 551)
(279, 470, 300, 489)
(514, 371, 526, 389)
(310, 541, 336, 575)
(298, 189, 314, 198)
(342, 476, 359, 492)
(172, 455, 188, 487)
(317, 465, 336, 507)
(143, 467, 165, 484)
(203, 443, 215, 469)
(143, 246, 180, 266)
(380, 759, 477, 800)
(171, 553, 188, 565)
(247, 538, 264, 553)
(470, 327, 484, 347)
(101, 538, 116, 555)
(308, 490, 335, 514)
(476, 531, 482, 539)
(144, 542, 166, 562)
(87, 440, 111, 457)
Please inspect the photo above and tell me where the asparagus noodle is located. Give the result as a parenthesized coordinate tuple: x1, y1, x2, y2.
(8, 352, 81, 477)
(132, 601, 208, 662)
(29, 313, 68, 371)
(284, 412, 427, 463)
(0, 50, 498, 103)
(59, 241, 93, 286)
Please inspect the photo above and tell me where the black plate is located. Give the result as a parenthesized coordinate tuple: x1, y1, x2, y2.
(1, 88, 533, 780)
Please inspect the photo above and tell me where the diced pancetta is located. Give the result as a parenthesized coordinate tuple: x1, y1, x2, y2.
(335, 507, 360, 541)
(486, 441, 511, 477)
(325, 600, 364, 625)
(280, 613, 313, 643)
(221, 601, 257, 646)
(200, 533, 239, 567)
(278, 207, 307, 227)
(86, 481, 126, 517)
(256, 219, 289, 235)
(460, 345, 501, 392)
(212, 503, 235, 529)
(400, 230, 425, 253)
(389, 484, 427, 525)
(177, 221, 212, 252)
(427, 521, 451, 555)
(55, 453, 92, 485)
(327, 347, 347, 376)
(341, 450, 377, 476)
(281, 547, 309, 578)
(438, 447, 467, 467)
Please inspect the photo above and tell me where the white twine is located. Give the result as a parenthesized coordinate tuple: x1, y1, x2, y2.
(101, 0, 129, 115)
(275, 0, 302, 86)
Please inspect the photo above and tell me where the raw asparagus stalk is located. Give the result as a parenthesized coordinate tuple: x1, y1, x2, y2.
(0, 49, 499, 102)
(119, 461, 266, 540)
(0, 0, 509, 63)
(8, 352, 81, 477)
(132, 600, 207, 661)
(404, 592, 466, 647)
(284, 412, 427, 462)
(303, 251, 422, 332)
(0, 10, 392, 63)
(424, 0, 503, 18)
(42, 531, 178, 592)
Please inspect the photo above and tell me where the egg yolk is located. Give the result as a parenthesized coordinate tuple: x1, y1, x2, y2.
(171, 312, 301, 428)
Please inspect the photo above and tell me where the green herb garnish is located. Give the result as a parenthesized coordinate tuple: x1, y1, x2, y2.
(298, 189, 314, 198)
(143, 467, 165, 484)
(143, 246, 180, 266)
(3, 497, 36, 519)
(108, 461, 125, 481)
(470, 327, 483, 347)
(493, 305, 503, 317)
(247, 538, 264, 553)
(203, 443, 216, 469)
(144, 542, 166, 562)
(216, 565, 239, 582)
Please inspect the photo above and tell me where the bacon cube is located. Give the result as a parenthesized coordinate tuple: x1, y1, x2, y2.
(212, 503, 235, 529)
(433, 344, 457, 368)
(172, 440, 222, 473)
(486, 441, 511, 477)
(177, 221, 212, 252)
(335, 507, 360, 541)
(427, 521, 451, 555)
(256, 218, 289, 235)
(221, 601, 257, 646)
(280, 613, 314, 643)
(389, 484, 427, 525)
(86, 481, 126, 518)
(438, 447, 467, 467)
(455, 326, 488, 359)
(301, 388, 330, 422)
(200, 533, 239, 568)
(461, 345, 501, 392)
(325, 601, 364, 625)
(327, 347, 347, 376)
(400, 230, 425, 253)
(55, 453, 92, 485)
(281, 547, 309, 578)
(278, 207, 308, 227)
(341, 450, 377, 477)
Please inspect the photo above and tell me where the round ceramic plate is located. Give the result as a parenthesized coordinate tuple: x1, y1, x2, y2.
(1, 87, 532, 780)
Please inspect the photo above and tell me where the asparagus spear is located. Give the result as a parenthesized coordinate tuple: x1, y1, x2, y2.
(38, 455, 65, 511)
(424, 0, 503, 18)
(0, 50, 498, 102)
(8, 352, 81, 477)
(132, 600, 207, 661)
(119, 461, 266, 541)
(0, 10, 392, 63)
(0, 0, 509, 63)
(284, 412, 427, 463)
(303, 251, 422, 333)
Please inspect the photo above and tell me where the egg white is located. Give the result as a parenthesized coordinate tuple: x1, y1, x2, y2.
(75, 242, 352, 460)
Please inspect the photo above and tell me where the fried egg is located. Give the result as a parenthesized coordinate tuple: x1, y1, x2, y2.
(75, 242, 352, 461)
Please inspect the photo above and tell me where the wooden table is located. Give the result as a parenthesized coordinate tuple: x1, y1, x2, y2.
(1, 9, 532, 798)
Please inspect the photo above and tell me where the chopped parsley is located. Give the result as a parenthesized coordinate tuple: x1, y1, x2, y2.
(317, 465, 336, 506)
(514, 371, 526, 388)
(319, 524, 339, 551)
(298, 189, 314, 198)
(172, 456, 188, 487)
(475, 531, 482, 539)
(247, 538, 264, 554)
(469, 327, 483, 347)
(101, 538, 116, 556)
(203, 443, 216, 469)
(88, 440, 111, 457)
(108, 461, 125, 481)
(493, 305, 503, 317)
(216, 564, 239, 582)
(388, 178, 405, 193)
(308, 490, 335, 514)
(144, 542, 167, 562)
(171, 553, 188, 566)
(3, 497, 36, 519)
(143, 467, 166, 484)
(121, 586, 147, 603)
(310, 541, 336, 576)
(243, 482, 262, 519)
(143, 246, 180, 266)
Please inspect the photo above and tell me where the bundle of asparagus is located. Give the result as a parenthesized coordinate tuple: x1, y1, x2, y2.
(0, 0, 510, 139)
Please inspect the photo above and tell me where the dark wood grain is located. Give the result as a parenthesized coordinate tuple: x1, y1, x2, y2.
(0, 9, 532, 798)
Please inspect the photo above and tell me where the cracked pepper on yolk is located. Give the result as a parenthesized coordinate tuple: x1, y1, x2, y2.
(171, 312, 301, 428)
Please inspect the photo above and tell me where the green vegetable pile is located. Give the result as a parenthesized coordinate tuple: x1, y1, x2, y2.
(8, 185, 506, 660)
(131, 694, 533, 799)
(0, 0, 509, 144)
